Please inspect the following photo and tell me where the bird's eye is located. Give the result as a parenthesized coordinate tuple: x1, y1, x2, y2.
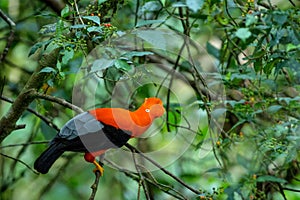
(145, 109, 150, 113)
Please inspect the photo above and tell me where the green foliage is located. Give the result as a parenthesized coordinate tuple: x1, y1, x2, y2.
(0, 0, 300, 200)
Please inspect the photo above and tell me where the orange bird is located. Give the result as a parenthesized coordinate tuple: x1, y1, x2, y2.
(34, 97, 165, 175)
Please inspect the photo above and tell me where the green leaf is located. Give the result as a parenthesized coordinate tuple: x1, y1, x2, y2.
(56, 19, 64, 36)
(136, 19, 165, 27)
(62, 49, 74, 65)
(39, 67, 57, 74)
(56, 61, 62, 71)
(122, 51, 154, 59)
(235, 28, 251, 41)
(206, 42, 219, 58)
(47, 79, 54, 87)
(114, 59, 131, 71)
(246, 14, 257, 26)
(29, 43, 42, 57)
(186, 0, 204, 13)
(39, 23, 57, 35)
(61, 5, 70, 18)
(82, 16, 100, 25)
(98, 0, 108, 5)
(273, 11, 288, 25)
(70, 24, 87, 29)
(28, 39, 53, 56)
(257, 175, 287, 184)
(140, 1, 162, 13)
(254, 59, 262, 72)
(87, 26, 102, 33)
(136, 30, 166, 50)
(172, 2, 186, 8)
(263, 59, 277, 74)
(91, 58, 114, 73)
(267, 105, 282, 113)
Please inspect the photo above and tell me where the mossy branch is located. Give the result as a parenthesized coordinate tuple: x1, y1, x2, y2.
(0, 48, 60, 143)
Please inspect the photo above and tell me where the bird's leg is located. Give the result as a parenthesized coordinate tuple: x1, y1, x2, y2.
(92, 159, 104, 176)
(84, 152, 105, 176)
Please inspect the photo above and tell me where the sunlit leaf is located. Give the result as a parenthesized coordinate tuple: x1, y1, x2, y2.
(136, 30, 166, 50)
(82, 16, 101, 25)
(122, 51, 154, 59)
(114, 59, 131, 71)
(91, 58, 114, 72)
(186, 0, 204, 13)
(61, 5, 70, 18)
(246, 14, 257, 26)
(98, 0, 108, 5)
(267, 105, 282, 113)
(70, 24, 87, 29)
(39, 67, 57, 73)
(87, 26, 102, 33)
(206, 42, 219, 58)
(257, 175, 287, 184)
(140, 1, 162, 13)
(235, 28, 251, 41)
(62, 49, 74, 65)
(56, 19, 64, 36)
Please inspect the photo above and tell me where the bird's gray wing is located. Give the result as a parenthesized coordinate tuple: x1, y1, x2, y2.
(58, 112, 104, 140)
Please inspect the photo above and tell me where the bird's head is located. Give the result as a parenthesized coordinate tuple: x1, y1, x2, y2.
(141, 97, 165, 119)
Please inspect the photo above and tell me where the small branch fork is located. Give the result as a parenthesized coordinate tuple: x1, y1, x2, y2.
(125, 143, 201, 196)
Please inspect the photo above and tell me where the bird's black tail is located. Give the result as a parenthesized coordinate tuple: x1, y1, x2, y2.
(34, 143, 64, 174)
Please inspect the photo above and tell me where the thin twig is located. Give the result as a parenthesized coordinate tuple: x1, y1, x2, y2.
(288, 0, 296, 6)
(105, 159, 188, 200)
(0, 152, 38, 174)
(0, 9, 16, 63)
(166, 36, 187, 132)
(37, 154, 76, 198)
(1, 95, 60, 131)
(74, 0, 85, 25)
(0, 141, 49, 149)
(129, 146, 152, 200)
(282, 187, 300, 193)
(89, 171, 101, 200)
(34, 92, 84, 113)
(124, 143, 201, 195)
(224, 0, 238, 27)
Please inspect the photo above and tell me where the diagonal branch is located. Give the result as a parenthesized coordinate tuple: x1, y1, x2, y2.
(124, 143, 201, 196)
(0, 152, 38, 174)
(0, 9, 16, 63)
(1, 95, 60, 131)
(34, 92, 84, 114)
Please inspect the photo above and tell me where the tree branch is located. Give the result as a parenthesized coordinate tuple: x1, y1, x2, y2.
(105, 158, 188, 200)
(0, 141, 49, 149)
(34, 92, 84, 114)
(124, 143, 201, 196)
(1, 95, 60, 131)
(0, 9, 16, 63)
(0, 152, 38, 174)
(89, 171, 101, 200)
(0, 48, 60, 143)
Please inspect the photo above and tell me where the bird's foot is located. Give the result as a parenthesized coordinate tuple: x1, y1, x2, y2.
(92, 160, 104, 176)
